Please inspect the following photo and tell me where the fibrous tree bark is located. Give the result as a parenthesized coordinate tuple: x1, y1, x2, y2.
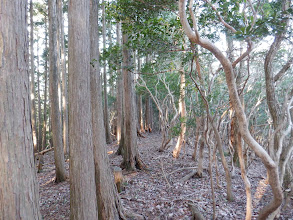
(37, 37, 43, 153)
(121, 31, 144, 170)
(59, 0, 69, 156)
(102, 0, 113, 144)
(30, 0, 38, 154)
(116, 22, 123, 145)
(48, 0, 67, 183)
(179, 0, 282, 218)
(90, 1, 126, 218)
(68, 0, 98, 218)
(39, 16, 49, 172)
(0, 0, 41, 218)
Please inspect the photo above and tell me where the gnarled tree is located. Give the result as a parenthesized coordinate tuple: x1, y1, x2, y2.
(179, 0, 283, 218)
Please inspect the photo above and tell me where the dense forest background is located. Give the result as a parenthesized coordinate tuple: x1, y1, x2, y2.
(0, 0, 293, 219)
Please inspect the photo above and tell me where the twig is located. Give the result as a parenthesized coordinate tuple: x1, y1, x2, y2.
(167, 166, 198, 176)
(203, 0, 236, 33)
(160, 158, 172, 188)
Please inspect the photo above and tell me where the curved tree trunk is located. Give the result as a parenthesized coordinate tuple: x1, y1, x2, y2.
(0, 0, 41, 218)
(179, 1, 282, 218)
(264, 0, 291, 163)
(263, 2, 291, 218)
(237, 131, 252, 220)
(209, 116, 234, 201)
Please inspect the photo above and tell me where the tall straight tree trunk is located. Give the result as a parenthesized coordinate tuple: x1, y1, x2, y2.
(137, 56, 144, 133)
(0, 0, 41, 218)
(145, 96, 152, 132)
(59, 0, 69, 156)
(30, 0, 38, 154)
(39, 31, 49, 172)
(37, 37, 43, 152)
(121, 31, 144, 170)
(102, 0, 112, 144)
(48, 0, 67, 183)
(68, 0, 98, 218)
(116, 22, 123, 144)
(137, 95, 144, 133)
(90, 1, 126, 218)
(42, 16, 49, 153)
(173, 66, 187, 158)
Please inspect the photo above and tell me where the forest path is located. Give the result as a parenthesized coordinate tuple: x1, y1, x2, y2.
(37, 132, 293, 219)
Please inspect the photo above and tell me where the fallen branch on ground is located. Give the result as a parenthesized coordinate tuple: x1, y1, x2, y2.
(34, 147, 54, 156)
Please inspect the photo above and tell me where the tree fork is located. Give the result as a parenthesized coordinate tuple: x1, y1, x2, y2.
(179, 0, 282, 217)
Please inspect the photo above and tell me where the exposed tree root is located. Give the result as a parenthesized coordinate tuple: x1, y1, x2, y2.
(137, 130, 146, 138)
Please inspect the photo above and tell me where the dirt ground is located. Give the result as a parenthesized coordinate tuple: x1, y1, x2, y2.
(38, 133, 293, 219)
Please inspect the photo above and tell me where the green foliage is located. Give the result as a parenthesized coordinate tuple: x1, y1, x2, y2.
(100, 44, 122, 71)
(170, 121, 181, 137)
(103, 0, 292, 143)
(194, 0, 291, 41)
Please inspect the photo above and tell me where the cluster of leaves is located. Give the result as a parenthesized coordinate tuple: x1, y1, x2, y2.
(100, 44, 122, 71)
(103, 0, 292, 139)
(194, 0, 292, 41)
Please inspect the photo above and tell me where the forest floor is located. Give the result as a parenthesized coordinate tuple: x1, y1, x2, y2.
(38, 132, 293, 219)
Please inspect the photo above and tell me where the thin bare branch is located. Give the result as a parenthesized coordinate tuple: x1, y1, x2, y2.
(203, 0, 237, 33)
(274, 57, 293, 82)
(131, 69, 175, 75)
(232, 40, 253, 68)
(189, 0, 200, 40)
